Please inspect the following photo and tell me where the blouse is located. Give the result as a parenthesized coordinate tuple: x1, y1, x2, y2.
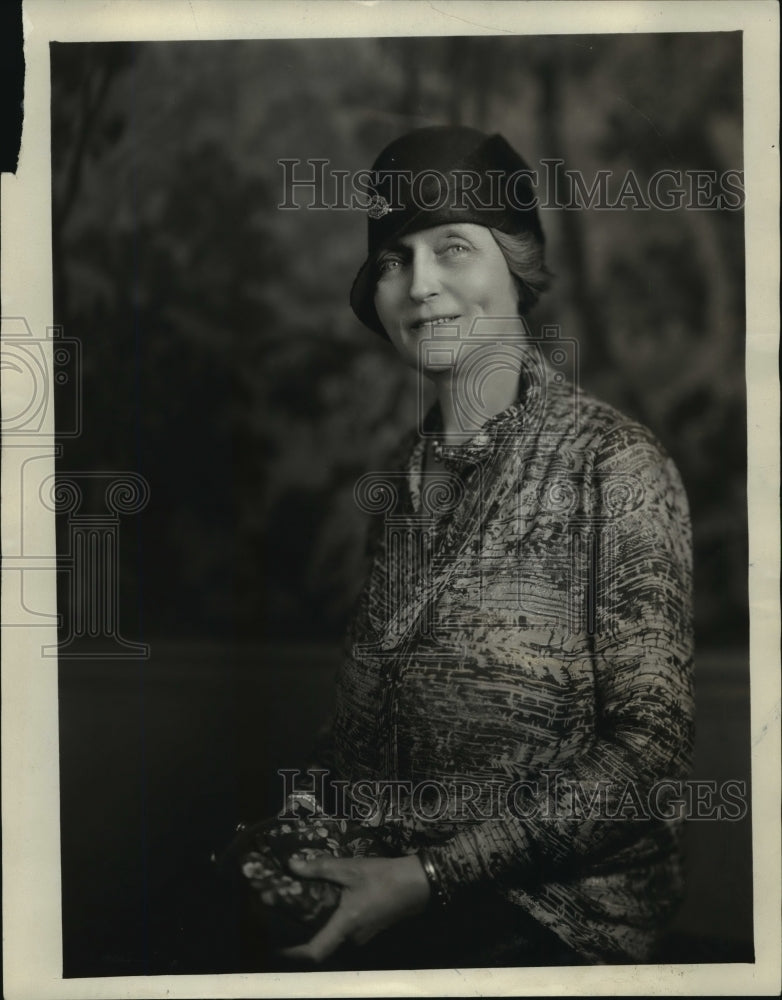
(324, 362, 694, 964)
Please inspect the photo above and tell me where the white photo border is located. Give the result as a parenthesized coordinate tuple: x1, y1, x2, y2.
(2, 1, 779, 997)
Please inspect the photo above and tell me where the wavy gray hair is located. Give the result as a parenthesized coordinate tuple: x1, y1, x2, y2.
(490, 228, 552, 315)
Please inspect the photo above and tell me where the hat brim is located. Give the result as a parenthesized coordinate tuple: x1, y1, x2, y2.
(350, 256, 386, 338)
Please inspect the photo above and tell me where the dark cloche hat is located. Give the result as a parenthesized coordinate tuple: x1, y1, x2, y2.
(350, 125, 544, 337)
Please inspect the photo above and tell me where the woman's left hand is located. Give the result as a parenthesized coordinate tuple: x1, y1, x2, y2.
(279, 854, 431, 964)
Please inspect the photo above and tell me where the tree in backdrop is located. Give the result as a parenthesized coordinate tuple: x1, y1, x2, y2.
(51, 33, 746, 645)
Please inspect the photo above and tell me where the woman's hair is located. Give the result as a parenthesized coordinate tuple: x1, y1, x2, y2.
(490, 228, 552, 316)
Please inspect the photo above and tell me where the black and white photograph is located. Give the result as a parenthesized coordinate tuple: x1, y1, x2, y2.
(1, 1, 779, 997)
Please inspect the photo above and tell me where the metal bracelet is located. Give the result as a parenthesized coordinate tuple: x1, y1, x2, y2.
(419, 849, 449, 907)
(285, 791, 322, 817)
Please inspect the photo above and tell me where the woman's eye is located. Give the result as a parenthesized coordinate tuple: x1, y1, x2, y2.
(377, 255, 403, 276)
(442, 242, 470, 256)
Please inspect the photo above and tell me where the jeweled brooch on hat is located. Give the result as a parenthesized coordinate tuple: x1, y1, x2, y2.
(367, 194, 392, 219)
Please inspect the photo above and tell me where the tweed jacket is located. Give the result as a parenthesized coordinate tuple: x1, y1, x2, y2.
(328, 366, 694, 964)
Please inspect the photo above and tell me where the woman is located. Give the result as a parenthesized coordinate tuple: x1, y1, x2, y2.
(280, 126, 694, 968)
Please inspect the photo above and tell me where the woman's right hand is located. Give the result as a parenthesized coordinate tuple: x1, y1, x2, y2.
(279, 853, 431, 964)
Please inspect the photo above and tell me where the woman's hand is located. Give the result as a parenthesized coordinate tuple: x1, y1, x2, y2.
(279, 854, 431, 964)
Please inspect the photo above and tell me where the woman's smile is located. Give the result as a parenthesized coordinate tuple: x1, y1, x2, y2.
(408, 314, 462, 334)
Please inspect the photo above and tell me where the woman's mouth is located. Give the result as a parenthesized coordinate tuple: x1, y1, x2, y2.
(409, 315, 460, 332)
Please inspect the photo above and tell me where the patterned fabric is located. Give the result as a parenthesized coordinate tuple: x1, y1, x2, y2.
(325, 362, 694, 964)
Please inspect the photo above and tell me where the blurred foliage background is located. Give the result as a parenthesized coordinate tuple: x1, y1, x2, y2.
(51, 34, 746, 649)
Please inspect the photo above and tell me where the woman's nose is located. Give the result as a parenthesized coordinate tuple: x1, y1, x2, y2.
(407, 250, 440, 302)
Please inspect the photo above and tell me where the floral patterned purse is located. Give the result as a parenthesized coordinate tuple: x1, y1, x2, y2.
(214, 798, 392, 949)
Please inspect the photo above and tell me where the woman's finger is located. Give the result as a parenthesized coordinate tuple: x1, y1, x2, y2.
(288, 854, 355, 886)
(280, 907, 354, 964)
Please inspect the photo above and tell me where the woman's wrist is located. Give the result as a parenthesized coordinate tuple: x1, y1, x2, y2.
(394, 854, 432, 916)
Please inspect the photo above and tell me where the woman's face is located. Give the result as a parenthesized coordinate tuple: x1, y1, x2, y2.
(372, 222, 522, 372)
